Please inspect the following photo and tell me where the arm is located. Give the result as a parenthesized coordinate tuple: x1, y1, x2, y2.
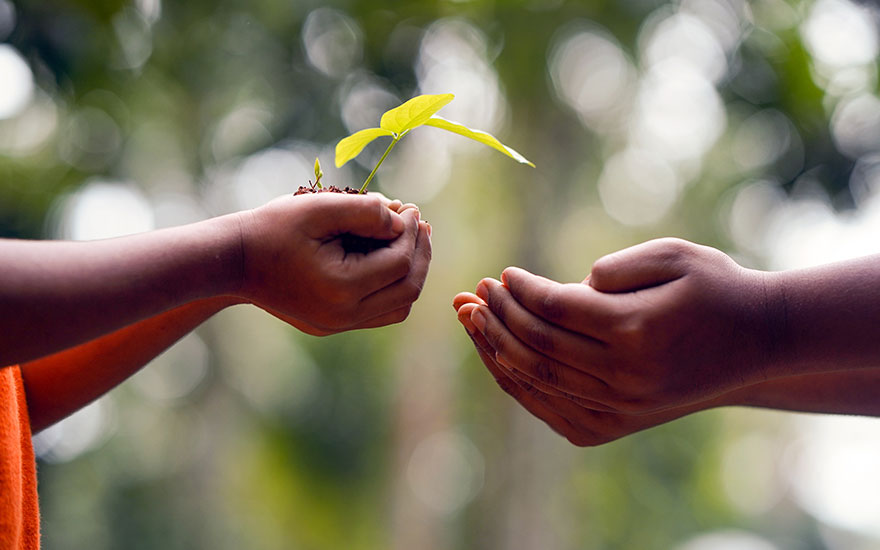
(455, 294, 880, 446)
(0, 192, 429, 367)
(454, 238, 880, 445)
(20, 296, 240, 432)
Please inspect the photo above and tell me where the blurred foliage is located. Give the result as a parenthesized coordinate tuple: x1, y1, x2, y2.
(3, 0, 879, 548)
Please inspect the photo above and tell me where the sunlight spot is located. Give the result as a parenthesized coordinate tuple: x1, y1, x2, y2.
(674, 530, 779, 550)
(0, 44, 34, 119)
(830, 93, 880, 159)
(0, 90, 58, 156)
(339, 73, 400, 134)
(32, 399, 116, 464)
(54, 180, 154, 240)
(724, 179, 787, 253)
(232, 148, 311, 209)
(802, 0, 878, 69)
(210, 104, 273, 161)
(406, 430, 485, 514)
(302, 8, 363, 78)
(786, 415, 880, 538)
(720, 433, 785, 515)
(58, 107, 123, 171)
(130, 333, 210, 402)
(416, 17, 504, 134)
(631, 59, 726, 162)
(641, 11, 728, 83)
(732, 109, 797, 170)
(548, 24, 636, 131)
(598, 148, 680, 226)
(113, 7, 153, 70)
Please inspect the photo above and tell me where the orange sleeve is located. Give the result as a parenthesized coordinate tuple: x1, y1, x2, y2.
(0, 366, 40, 550)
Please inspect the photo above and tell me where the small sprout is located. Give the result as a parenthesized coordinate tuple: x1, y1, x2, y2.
(335, 93, 534, 193)
(312, 157, 324, 189)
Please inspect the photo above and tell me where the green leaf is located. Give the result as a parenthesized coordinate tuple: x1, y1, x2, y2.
(424, 116, 535, 167)
(379, 93, 455, 135)
(313, 157, 324, 188)
(335, 128, 395, 168)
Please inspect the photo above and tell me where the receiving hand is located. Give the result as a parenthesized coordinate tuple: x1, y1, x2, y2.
(454, 238, 777, 444)
(238, 193, 431, 335)
(454, 293, 722, 446)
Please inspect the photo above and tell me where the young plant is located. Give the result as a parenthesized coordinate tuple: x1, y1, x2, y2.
(335, 93, 534, 193)
(310, 156, 324, 189)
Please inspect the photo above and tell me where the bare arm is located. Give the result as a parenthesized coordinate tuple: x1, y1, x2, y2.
(0, 193, 429, 367)
(0, 215, 241, 367)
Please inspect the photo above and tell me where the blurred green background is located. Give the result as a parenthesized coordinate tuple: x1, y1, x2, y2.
(4, 0, 880, 548)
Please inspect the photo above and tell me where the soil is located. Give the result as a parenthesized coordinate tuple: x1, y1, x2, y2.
(293, 184, 392, 254)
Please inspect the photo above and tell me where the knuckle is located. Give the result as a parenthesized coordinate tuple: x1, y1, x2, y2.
(533, 359, 561, 387)
(539, 287, 566, 322)
(524, 320, 554, 353)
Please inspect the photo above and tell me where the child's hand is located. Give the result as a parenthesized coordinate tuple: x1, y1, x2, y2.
(458, 238, 776, 416)
(237, 193, 431, 335)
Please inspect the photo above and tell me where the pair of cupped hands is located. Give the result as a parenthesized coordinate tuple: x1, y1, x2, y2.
(256, 193, 784, 446)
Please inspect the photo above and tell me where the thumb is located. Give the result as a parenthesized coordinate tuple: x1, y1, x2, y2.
(589, 238, 691, 293)
(308, 194, 407, 240)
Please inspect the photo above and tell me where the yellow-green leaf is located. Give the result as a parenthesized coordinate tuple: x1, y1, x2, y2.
(335, 127, 395, 168)
(424, 116, 535, 167)
(379, 93, 455, 135)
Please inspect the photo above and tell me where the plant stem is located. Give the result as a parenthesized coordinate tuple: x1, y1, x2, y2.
(360, 137, 399, 193)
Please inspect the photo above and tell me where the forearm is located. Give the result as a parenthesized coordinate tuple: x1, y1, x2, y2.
(20, 296, 240, 432)
(718, 369, 880, 416)
(0, 214, 242, 366)
(768, 254, 880, 377)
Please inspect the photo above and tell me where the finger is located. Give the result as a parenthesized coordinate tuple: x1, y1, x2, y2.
(500, 267, 621, 339)
(334, 208, 421, 298)
(457, 311, 578, 440)
(490, 361, 615, 446)
(477, 277, 606, 368)
(469, 305, 614, 405)
(306, 193, 406, 240)
(494, 354, 619, 413)
(453, 292, 486, 312)
(366, 191, 398, 210)
(355, 218, 431, 321)
(588, 238, 691, 293)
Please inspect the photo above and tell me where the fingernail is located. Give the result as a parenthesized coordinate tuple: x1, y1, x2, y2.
(475, 280, 490, 301)
(471, 308, 486, 333)
(426, 222, 432, 237)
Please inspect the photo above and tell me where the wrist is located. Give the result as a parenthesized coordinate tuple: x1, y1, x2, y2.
(753, 268, 792, 381)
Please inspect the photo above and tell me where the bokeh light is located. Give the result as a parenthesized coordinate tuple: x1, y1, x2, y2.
(0, 44, 34, 120)
(7, 1, 880, 549)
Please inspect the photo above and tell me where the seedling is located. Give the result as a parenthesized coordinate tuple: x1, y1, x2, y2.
(334, 93, 534, 193)
(310, 157, 324, 189)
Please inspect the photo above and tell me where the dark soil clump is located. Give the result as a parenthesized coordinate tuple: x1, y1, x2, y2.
(294, 185, 362, 196)
(293, 185, 391, 254)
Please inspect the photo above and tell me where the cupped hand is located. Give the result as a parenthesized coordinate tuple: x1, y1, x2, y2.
(238, 192, 431, 335)
(453, 293, 721, 446)
(457, 238, 778, 416)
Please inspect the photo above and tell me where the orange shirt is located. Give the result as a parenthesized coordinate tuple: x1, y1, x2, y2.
(0, 366, 40, 549)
